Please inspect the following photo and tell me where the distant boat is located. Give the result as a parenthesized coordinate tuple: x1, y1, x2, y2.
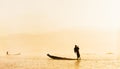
(47, 54, 80, 60)
(6, 51, 21, 55)
(106, 52, 113, 54)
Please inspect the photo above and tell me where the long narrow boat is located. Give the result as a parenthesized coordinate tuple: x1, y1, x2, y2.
(6, 51, 21, 55)
(47, 54, 79, 60)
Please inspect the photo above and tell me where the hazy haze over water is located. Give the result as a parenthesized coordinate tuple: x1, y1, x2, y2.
(0, 0, 120, 69)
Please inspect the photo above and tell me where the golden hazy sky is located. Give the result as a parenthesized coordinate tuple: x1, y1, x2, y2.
(0, 0, 120, 56)
(0, 0, 120, 35)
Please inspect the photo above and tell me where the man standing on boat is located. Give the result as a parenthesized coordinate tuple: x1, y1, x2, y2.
(6, 51, 9, 55)
(74, 45, 80, 59)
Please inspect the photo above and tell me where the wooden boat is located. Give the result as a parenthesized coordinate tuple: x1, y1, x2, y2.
(47, 54, 80, 60)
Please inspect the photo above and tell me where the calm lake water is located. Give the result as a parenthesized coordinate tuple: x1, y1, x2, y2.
(0, 55, 120, 69)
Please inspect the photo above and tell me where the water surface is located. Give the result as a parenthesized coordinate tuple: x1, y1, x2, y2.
(0, 55, 120, 69)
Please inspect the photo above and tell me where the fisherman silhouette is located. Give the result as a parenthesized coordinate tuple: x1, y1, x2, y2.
(6, 51, 8, 55)
(74, 45, 80, 59)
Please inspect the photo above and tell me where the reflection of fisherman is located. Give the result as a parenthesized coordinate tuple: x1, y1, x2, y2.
(74, 45, 80, 59)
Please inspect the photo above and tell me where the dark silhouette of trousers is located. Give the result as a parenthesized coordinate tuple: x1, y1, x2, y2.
(76, 51, 80, 58)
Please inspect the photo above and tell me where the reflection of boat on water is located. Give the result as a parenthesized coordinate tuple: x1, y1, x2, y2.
(47, 54, 79, 60)
(6, 51, 21, 55)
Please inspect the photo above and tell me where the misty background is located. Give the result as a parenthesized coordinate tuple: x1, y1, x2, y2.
(0, 0, 120, 56)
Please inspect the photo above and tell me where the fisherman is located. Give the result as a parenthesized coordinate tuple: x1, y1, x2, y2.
(74, 45, 80, 59)
(6, 51, 8, 55)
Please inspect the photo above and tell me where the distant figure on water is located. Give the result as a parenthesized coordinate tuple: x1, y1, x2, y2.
(74, 45, 80, 59)
(6, 51, 9, 55)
